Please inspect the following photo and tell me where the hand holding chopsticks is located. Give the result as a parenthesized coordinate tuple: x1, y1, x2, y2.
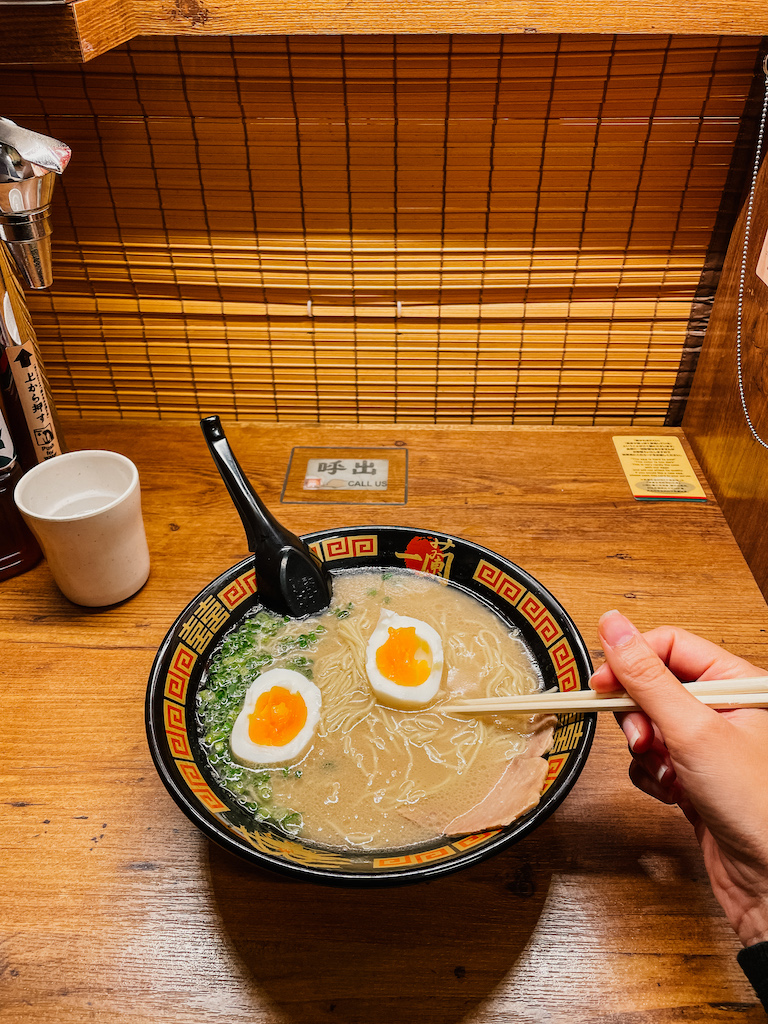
(440, 675, 768, 715)
(588, 610, 768, 954)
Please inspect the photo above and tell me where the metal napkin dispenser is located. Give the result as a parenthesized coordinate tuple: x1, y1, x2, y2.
(0, 117, 71, 290)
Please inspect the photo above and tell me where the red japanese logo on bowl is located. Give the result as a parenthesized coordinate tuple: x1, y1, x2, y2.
(395, 535, 454, 579)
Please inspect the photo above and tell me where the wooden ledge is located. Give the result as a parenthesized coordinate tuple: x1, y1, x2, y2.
(1, 0, 767, 65)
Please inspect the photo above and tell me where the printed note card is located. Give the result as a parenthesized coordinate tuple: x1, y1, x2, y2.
(612, 436, 707, 501)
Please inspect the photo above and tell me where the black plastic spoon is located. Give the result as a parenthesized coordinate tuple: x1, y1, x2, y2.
(200, 415, 333, 618)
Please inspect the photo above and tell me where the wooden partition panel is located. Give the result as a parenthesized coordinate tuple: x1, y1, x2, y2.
(684, 110, 768, 598)
(0, 34, 761, 423)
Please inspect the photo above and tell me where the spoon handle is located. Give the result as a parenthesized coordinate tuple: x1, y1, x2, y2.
(201, 416, 333, 618)
(201, 414, 272, 550)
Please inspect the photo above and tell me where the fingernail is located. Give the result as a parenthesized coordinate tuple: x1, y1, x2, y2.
(623, 719, 641, 751)
(599, 610, 636, 648)
(588, 663, 608, 685)
(656, 763, 676, 787)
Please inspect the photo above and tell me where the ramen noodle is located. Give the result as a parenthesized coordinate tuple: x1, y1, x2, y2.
(197, 568, 553, 851)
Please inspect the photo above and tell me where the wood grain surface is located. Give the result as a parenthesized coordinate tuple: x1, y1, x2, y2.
(2, 1, 768, 64)
(2, 419, 768, 1023)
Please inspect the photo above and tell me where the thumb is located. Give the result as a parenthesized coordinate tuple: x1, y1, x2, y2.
(598, 610, 717, 746)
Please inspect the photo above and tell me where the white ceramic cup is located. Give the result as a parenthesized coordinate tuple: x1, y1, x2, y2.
(13, 449, 150, 607)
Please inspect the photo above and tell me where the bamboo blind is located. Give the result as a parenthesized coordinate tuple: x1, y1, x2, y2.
(0, 33, 761, 423)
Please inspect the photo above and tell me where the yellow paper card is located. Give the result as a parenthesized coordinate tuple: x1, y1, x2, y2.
(612, 436, 707, 501)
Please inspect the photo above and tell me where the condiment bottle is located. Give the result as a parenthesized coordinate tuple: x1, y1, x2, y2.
(0, 396, 41, 581)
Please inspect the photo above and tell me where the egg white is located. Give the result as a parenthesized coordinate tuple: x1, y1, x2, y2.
(365, 610, 444, 710)
(230, 668, 322, 767)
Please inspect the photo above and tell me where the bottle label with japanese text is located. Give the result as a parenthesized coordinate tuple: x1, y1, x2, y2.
(7, 340, 62, 461)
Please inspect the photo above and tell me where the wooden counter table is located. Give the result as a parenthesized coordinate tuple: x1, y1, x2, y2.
(2, 419, 768, 1023)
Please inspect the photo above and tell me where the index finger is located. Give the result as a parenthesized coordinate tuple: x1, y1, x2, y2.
(597, 610, 719, 745)
(635, 624, 762, 684)
(591, 621, 762, 692)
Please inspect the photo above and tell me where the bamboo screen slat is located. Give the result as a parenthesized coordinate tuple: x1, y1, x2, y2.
(0, 34, 761, 423)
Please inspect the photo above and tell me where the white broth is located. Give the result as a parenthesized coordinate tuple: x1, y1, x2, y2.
(198, 568, 549, 851)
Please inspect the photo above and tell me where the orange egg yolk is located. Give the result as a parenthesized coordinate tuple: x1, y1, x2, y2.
(375, 626, 432, 687)
(248, 685, 307, 746)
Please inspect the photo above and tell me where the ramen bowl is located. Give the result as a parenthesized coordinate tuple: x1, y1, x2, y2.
(145, 525, 595, 886)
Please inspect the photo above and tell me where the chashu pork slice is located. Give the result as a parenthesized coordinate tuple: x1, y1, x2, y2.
(442, 755, 549, 836)
(399, 713, 555, 837)
(516, 713, 556, 758)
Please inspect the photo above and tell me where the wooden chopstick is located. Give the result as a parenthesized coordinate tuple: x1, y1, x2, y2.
(440, 676, 768, 714)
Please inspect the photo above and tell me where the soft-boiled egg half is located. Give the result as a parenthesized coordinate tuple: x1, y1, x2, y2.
(365, 610, 444, 710)
(230, 668, 322, 767)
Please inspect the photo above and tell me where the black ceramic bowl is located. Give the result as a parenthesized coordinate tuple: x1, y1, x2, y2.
(146, 525, 595, 886)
